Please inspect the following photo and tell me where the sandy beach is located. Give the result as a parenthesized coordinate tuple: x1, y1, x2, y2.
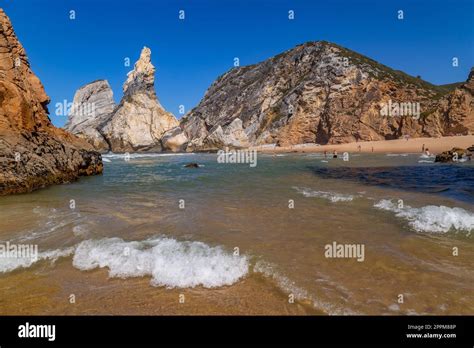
(251, 135, 474, 155)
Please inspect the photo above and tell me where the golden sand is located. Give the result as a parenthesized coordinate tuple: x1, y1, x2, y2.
(252, 135, 474, 155)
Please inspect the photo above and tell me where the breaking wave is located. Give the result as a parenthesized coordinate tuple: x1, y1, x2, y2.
(102, 153, 194, 159)
(374, 199, 474, 234)
(72, 237, 249, 288)
(294, 187, 354, 202)
(0, 247, 74, 273)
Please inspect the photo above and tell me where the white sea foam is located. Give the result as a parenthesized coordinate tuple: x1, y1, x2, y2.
(102, 158, 111, 162)
(15, 208, 83, 243)
(374, 199, 474, 234)
(0, 247, 74, 273)
(386, 154, 409, 157)
(419, 153, 435, 159)
(72, 237, 249, 288)
(254, 260, 310, 300)
(294, 187, 354, 202)
(254, 261, 357, 315)
(418, 153, 435, 163)
(102, 153, 194, 159)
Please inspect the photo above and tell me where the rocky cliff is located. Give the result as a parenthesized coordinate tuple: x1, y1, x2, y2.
(0, 9, 102, 195)
(181, 41, 473, 151)
(64, 79, 115, 152)
(423, 69, 474, 136)
(100, 47, 179, 152)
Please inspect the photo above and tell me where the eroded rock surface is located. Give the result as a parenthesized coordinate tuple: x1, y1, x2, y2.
(64, 79, 115, 152)
(161, 126, 188, 152)
(0, 9, 102, 195)
(101, 47, 179, 152)
(181, 41, 473, 150)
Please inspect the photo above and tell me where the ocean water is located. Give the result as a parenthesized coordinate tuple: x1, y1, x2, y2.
(0, 152, 473, 315)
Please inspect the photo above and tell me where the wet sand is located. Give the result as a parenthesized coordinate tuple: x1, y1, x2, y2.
(0, 257, 319, 315)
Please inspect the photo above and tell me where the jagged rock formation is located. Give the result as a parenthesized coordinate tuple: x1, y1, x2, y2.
(0, 9, 102, 195)
(423, 69, 474, 136)
(161, 126, 188, 152)
(64, 80, 115, 152)
(196, 118, 249, 150)
(101, 47, 179, 152)
(181, 41, 473, 151)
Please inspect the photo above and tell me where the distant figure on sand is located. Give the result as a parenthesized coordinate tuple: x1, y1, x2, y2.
(358, 145, 361, 152)
(422, 144, 425, 152)
(371, 147, 374, 153)
(333, 150, 338, 159)
(324, 150, 327, 158)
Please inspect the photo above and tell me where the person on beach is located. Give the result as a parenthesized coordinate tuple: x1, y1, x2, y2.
(425, 148, 431, 156)
(358, 145, 361, 152)
(422, 144, 425, 152)
(333, 150, 338, 158)
(324, 150, 327, 158)
(371, 147, 374, 153)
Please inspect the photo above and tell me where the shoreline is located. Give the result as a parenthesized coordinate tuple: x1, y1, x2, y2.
(250, 135, 474, 155)
(100, 135, 474, 157)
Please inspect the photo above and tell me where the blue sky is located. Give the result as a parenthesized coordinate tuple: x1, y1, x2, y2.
(3, 0, 473, 127)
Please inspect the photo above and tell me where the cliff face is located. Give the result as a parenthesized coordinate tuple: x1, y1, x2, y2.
(64, 79, 115, 152)
(101, 47, 179, 152)
(423, 70, 474, 136)
(0, 9, 102, 195)
(181, 41, 473, 150)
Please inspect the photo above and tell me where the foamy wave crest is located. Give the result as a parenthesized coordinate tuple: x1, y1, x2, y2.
(254, 261, 310, 301)
(254, 261, 357, 315)
(103, 153, 194, 159)
(294, 187, 354, 202)
(72, 237, 249, 288)
(0, 247, 74, 273)
(374, 199, 474, 234)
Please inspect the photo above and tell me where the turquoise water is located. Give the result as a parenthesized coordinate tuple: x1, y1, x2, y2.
(0, 153, 473, 314)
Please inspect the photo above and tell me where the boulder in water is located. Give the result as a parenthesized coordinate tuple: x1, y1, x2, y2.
(184, 163, 200, 168)
(435, 147, 469, 163)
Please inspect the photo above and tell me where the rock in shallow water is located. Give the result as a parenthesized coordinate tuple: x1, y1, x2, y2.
(184, 163, 200, 168)
(435, 147, 471, 163)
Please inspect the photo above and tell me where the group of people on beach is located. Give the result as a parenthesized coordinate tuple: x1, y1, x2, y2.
(321, 144, 432, 158)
